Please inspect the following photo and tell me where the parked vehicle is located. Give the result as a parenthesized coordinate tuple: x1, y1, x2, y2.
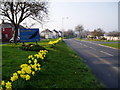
(9, 37, 20, 43)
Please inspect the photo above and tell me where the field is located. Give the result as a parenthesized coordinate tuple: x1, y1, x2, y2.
(1, 39, 104, 88)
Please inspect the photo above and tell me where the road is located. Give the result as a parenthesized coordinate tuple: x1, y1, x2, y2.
(64, 38, 119, 88)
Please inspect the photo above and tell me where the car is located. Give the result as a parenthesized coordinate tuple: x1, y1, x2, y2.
(9, 37, 20, 43)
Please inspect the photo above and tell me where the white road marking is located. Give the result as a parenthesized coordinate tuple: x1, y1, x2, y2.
(79, 43, 82, 45)
(100, 51, 114, 56)
(88, 52, 118, 72)
(89, 47, 96, 50)
(83, 44, 88, 47)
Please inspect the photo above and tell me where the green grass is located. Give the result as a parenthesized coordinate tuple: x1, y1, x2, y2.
(77, 38, 120, 42)
(2, 40, 104, 88)
(100, 43, 120, 49)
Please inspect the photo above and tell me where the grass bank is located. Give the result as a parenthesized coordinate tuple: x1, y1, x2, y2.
(100, 43, 120, 49)
(2, 40, 104, 88)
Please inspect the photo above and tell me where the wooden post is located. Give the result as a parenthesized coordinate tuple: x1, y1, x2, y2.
(23, 42, 25, 45)
(36, 41, 37, 45)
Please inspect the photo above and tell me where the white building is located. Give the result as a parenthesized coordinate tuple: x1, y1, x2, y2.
(52, 29, 59, 38)
(106, 36, 120, 41)
(40, 29, 53, 39)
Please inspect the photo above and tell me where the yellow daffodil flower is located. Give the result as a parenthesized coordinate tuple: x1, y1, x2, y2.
(5, 81, 12, 89)
(35, 68, 38, 71)
(1, 81, 5, 86)
(28, 55, 33, 59)
(17, 71, 21, 74)
(25, 75, 30, 80)
(20, 75, 26, 79)
(28, 60, 32, 64)
(32, 71, 35, 76)
(38, 68, 41, 71)
(34, 59, 37, 63)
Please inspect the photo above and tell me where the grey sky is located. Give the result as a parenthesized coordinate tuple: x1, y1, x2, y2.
(0, 0, 119, 33)
(43, 0, 118, 32)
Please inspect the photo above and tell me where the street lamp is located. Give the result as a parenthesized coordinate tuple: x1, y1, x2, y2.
(62, 17, 68, 37)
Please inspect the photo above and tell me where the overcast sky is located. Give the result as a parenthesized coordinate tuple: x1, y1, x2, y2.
(39, 0, 118, 33)
(0, 0, 119, 33)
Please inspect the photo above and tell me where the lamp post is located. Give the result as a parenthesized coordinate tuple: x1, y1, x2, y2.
(62, 17, 68, 37)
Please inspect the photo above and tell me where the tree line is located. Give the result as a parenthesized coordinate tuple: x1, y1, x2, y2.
(63, 25, 119, 39)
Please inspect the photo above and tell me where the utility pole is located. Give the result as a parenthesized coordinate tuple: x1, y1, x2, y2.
(62, 17, 68, 37)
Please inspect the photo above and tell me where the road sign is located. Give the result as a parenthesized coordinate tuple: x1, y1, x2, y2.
(20, 28, 40, 42)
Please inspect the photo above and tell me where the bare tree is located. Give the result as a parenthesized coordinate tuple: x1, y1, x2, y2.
(0, 1, 48, 43)
(91, 28, 105, 38)
(75, 25, 84, 38)
(64, 29, 74, 38)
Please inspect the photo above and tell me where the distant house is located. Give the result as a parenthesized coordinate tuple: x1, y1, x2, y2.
(87, 31, 105, 40)
(87, 32, 96, 39)
(40, 29, 53, 39)
(0, 21, 25, 42)
(106, 32, 120, 41)
(58, 31, 63, 37)
(106, 35, 120, 41)
(106, 36, 120, 41)
(52, 29, 59, 38)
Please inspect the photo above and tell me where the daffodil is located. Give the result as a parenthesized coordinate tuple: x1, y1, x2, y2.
(35, 68, 38, 71)
(10, 76, 15, 82)
(1, 80, 5, 86)
(21, 70, 25, 74)
(34, 59, 37, 63)
(21, 66, 32, 74)
(31, 64, 37, 69)
(32, 71, 35, 76)
(13, 72, 17, 76)
(20, 74, 26, 79)
(28, 60, 32, 64)
(17, 70, 21, 74)
(11, 73, 18, 82)
(38, 68, 41, 71)
(28, 55, 33, 59)
(0, 87, 3, 90)
(37, 63, 41, 67)
(20, 64, 28, 68)
(5, 81, 12, 89)
(25, 75, 30, 80)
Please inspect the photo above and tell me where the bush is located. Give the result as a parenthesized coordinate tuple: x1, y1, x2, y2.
(20, 44, 46, 51)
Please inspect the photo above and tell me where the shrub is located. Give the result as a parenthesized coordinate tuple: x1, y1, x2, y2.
(20, 44, 46, 51)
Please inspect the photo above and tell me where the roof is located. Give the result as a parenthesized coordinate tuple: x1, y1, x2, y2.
(0, 22, 25, 29)
(53, 29, 58, 33)
(59, 31, 62, 34)
(41, 29, 52, 33)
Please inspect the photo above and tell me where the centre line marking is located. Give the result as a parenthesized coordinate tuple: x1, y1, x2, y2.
(89, 47, 96, 50)
(100, 51, 114, 56)
(79, 43, 82, 45)
(84, 45, 87, 47)
(88, 52, 118, 72)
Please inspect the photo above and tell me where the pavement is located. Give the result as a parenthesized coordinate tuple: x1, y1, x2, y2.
(64, 38, 119, 88)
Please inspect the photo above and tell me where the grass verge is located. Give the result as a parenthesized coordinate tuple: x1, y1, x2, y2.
(77, 38, 120, 42)
(100, 43, 120, 49)
(2, 40, 104, 88)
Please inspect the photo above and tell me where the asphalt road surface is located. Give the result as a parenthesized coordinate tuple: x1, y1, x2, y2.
(64, 38, 119, 88)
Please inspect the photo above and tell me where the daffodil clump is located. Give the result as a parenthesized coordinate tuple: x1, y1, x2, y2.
(1, 50, 48, 90)
(48, 37, 62, 47)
